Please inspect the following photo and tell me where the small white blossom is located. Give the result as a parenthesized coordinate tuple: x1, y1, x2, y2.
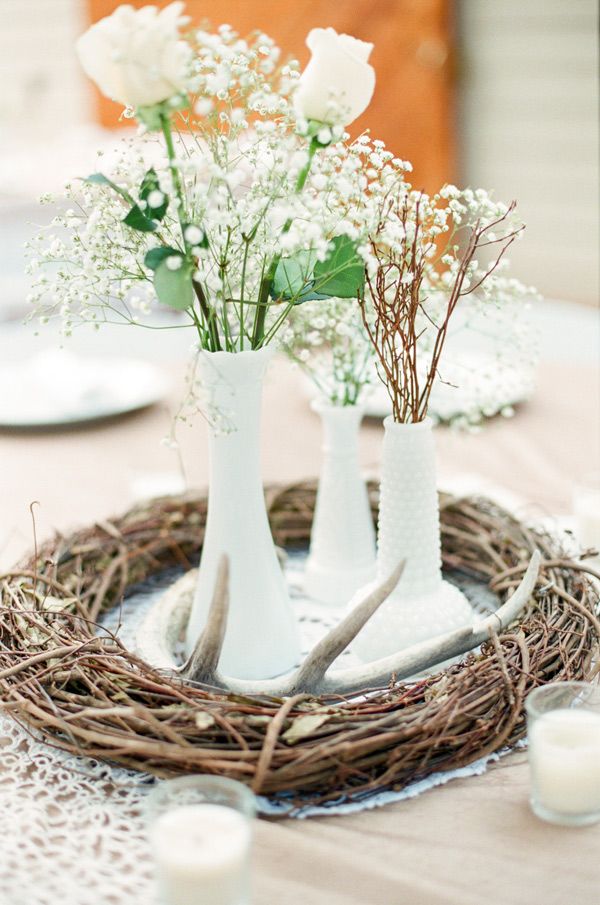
(147, 190, 165, 209)
(317, 126, 332, 145)
(184, 225, 204, 245)
(194, 97, 214, 116)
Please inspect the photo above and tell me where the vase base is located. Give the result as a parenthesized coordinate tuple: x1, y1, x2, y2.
(351, 579, 475, 664)
(303, 559, 377, 607)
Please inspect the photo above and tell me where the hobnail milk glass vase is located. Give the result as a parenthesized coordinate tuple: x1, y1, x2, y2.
(304, 399, 376, 606)
(185, 346, 301, 679)
(352, 416, 474, 662)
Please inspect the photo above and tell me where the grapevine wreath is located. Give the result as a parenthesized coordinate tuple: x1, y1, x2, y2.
(1, 482, 598, 811)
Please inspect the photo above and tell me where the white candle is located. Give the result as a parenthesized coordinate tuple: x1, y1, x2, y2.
(529, 708, 600, 817)
(574, 487, 600, 559)
(151, 803, 251, 905)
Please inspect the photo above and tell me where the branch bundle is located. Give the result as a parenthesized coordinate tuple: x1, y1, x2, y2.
(362, 193, 523, 422)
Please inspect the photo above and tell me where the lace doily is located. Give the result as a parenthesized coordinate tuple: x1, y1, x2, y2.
(0, 703, 513, 905)
(0, 553, 509, 905)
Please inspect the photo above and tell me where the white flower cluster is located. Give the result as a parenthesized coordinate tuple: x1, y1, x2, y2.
(26, 143, 167, 333)
(364, 181, 524, 300)
(26, 26, 391, 350)
(27, 214, 134, 330)
(432, 272, 540, 431)
(27, 4, 537, 426)
(277, 149, 531, 413)
(281, 296, 374, 406)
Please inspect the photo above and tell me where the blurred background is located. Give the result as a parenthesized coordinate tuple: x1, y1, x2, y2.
(0, 0, 597, 565)
(0, 0, 598, 311)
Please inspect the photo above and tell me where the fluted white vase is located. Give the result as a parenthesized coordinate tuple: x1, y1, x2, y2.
(304, 400, 376, 606)
(185, 347, 301, 679)
(352, 416, 474, 662)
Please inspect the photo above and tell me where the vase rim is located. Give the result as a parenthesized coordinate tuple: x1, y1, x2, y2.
(198, 344, 274, 360)
(383, 415, 433, 431)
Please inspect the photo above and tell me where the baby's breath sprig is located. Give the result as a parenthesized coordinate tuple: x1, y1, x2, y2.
(28, 22, 377, 354)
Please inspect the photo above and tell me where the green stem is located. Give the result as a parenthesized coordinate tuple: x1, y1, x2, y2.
(193, 281, 221, 352)
(160, 112, 186, 229)
(160, 111, 222, 351)
(251, 139, 319, 349)
(261, 299, 296, 346)
(239, 236, 252, 350)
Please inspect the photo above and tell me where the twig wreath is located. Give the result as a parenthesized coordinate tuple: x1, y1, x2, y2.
(1, 482, 598, 810)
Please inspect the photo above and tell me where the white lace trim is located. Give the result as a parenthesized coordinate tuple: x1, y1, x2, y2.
(0, 553, 500, 904)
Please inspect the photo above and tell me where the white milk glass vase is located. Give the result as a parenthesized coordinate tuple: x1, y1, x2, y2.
(185, 346, 301, 679)
(353, 416, 473, 661)
(304, 399, 376, 605)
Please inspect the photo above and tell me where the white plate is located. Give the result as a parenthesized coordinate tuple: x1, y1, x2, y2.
(0, 349, 169, 428)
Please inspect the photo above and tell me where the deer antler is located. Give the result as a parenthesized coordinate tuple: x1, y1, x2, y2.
(136, 551, 541, 696)
(181, 556, 229, 684)
(287, 561, 405, 694)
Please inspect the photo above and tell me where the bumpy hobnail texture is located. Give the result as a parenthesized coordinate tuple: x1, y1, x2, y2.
(353, 417, 474, 662)
(304, 401, 376, 605)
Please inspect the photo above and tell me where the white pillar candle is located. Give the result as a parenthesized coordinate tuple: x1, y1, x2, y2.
(574, 486, 600, 559)
(151, 804, 251, 905)
(529, 709, 600, 817)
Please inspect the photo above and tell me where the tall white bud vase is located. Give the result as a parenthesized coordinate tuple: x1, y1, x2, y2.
(185, 347, 301, 679)
(304, 400, 376, 606)
(353, 416, 474, 661)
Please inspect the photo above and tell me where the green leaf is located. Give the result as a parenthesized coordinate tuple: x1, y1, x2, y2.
(271, 249, 324, 303)
(153, 258, 194, 310)
(144, 246, 180, 271)
(83, 172, 113, 187)
(293, 288, 329, 303)
(82, 173, 134, 205)
(312, 235, 365, 298)
(122, 204, 158, 233)
(139, 168, 168, 221)
(271, 236, 364, 304)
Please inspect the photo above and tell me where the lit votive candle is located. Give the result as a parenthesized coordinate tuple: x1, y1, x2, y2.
(526, 682, 600, 826)
(147, 776, 256, 905)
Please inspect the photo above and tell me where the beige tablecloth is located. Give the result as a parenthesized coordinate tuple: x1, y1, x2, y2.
(1, 357, 599, 905)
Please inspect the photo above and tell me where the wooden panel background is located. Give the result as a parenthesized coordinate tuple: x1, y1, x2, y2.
(87, 0, 456, 193)
(459, 0, 599, 305)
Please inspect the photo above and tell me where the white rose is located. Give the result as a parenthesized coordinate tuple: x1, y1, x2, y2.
(76, 2, 192, 109)
(294, 28, 375, 127)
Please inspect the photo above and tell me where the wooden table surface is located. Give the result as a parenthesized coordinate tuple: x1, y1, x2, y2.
(1, 351, 599, 905)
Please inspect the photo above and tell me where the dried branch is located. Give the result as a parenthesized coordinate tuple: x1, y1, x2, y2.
(361, 193, 524, 423)
(0, 484, 597, 808)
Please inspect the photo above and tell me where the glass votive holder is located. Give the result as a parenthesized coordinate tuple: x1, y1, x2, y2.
(573, 471, 600, 562)
(526, 682, 600, 826)
(147, 775, 256, 905)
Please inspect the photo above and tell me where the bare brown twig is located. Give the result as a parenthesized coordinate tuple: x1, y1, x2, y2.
(361, 193, 523, 422)
(0, 484, 597, 810)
